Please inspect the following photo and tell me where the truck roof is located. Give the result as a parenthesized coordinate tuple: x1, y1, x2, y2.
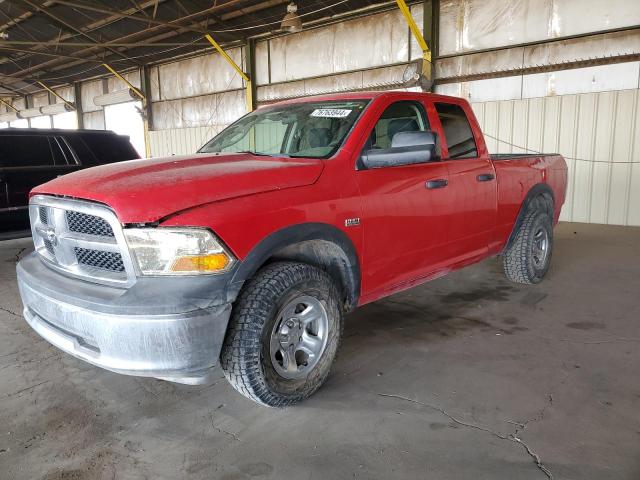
(274, 90, 465, 106)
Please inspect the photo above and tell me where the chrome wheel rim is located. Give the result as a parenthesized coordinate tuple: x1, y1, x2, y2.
(532, 227, 549, 268)
(269, 295, 329, 380)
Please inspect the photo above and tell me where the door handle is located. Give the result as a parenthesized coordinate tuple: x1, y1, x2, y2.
(476, 173, 495, 182)
(426, 179, 448, 189)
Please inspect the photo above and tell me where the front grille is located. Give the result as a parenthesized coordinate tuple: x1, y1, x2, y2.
(43, 238, 55, 256)
(66, 211, 114, 237)
(30, 196, 134, 286)
(74, 248, 125, 272)
(39, 206, 49, 225)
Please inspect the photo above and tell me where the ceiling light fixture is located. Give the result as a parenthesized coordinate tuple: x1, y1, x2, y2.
(281, 2, 302, 33)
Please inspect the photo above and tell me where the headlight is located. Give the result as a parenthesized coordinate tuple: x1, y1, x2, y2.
(124, 228, 235, 275)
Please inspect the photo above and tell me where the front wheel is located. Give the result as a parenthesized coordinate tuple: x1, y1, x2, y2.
(502, 206, 553, 284)
(220, 261, 343, 407)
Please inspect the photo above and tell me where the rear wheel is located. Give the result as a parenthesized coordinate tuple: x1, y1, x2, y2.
(502, 204, 553, 284)
(220, 261, 343, 407)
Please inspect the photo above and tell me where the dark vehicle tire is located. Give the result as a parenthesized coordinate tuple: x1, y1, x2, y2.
(220, 261, 343, 407)
(502, 203, 553, 284)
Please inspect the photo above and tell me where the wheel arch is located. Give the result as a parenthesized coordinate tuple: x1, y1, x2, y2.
(230, 223, 361, 312)
(503, 183, 555, 253)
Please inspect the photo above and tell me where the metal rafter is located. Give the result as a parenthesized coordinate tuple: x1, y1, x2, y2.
(0, 0, 253, 84)
(0, 0, 384, 92)
(20, 0, 136, 63)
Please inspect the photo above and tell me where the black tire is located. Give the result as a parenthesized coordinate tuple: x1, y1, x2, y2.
(220, 261, 343, 407)
(502, 205, 553, 285)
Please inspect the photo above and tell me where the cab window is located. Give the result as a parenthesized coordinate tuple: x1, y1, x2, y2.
(434, 102, 478, 159)
(369, 101, 428, 150)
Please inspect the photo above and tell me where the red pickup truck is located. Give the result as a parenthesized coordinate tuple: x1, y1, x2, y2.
(17, 92, 567, 406)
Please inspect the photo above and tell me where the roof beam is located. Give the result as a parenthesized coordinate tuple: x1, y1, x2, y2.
(48, 0, 248, 34)
(0, 1, 254, 83)
(0, 40, 211, 47)
(20, 0, 136, 63)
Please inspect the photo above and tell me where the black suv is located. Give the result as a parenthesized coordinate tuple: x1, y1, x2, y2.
(0, 128, 140, 238)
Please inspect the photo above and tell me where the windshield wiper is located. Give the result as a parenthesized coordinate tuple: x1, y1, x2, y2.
(236, 150, 290, 158)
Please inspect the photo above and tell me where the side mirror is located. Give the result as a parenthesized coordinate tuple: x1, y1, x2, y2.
(360, 131, 437, 169)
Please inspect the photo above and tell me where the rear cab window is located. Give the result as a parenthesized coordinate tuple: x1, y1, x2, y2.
(434, 102, 478, 159)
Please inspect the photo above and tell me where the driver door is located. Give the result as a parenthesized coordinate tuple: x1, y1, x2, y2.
(355, 99, 454, 302)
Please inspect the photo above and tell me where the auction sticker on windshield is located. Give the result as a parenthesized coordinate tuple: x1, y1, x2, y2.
(310, 109, 352, 118)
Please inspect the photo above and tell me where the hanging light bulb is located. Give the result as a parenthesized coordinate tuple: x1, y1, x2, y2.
(281, 3, 302, 33)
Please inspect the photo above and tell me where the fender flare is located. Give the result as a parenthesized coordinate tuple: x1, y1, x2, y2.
(229, 223, 361, 310)
(503, 183, 555, 252)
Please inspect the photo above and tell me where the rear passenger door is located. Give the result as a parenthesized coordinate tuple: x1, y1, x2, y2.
(429, 101, 497, 265)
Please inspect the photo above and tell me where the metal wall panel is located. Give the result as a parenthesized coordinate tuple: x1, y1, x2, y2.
(471, 89, 640, 226)
(149, 126, 214, 157)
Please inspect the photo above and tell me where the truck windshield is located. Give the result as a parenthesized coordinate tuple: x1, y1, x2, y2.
(199, 100, 369, 158)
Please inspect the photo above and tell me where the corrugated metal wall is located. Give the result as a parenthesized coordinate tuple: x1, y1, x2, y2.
(149, 126, 214, 157)
(472, 89, 640, 226)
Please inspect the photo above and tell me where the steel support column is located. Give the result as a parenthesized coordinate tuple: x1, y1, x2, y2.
(396, 0, 433, 90)
(140, 65, 154, 132)
(245, 38, 258, 112)
(73, 82, 84, 129)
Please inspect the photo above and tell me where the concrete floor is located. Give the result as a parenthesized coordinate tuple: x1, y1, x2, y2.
(0, 222, 639, 480)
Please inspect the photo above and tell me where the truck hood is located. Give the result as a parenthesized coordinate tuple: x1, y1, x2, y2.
(32, 153, 324, 223)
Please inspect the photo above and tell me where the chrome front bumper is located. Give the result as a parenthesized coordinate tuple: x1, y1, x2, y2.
(17, 253, 232, 385)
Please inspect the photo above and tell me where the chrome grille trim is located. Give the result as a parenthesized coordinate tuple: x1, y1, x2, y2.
(29, 195, 137, 287)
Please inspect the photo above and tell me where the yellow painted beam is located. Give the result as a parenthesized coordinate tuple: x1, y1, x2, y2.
(204, 34, 249, 82)
(0, 98, 18, 113)
(396, 0, 432, 63)
(204, 33, 253, 112)
(37, 81, 76, 111)
(102, 63, 146, 101)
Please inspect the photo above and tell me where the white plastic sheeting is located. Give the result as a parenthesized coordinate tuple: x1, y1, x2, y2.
(54, 85, 74, 103)
(472, 89, 640, 226)
(152, 89, 245, 131)
(107, 70, 140, 94)
(260, 10, 410, 85)
(31, 92, 49, 107)
(439, 0, 640, 56)
(436, 30, 640, 81)
(81, 79, 104, 113)
(435, 62, 640, 102)
(151, 48, 244, 102)
(83, 110, 105, 130)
